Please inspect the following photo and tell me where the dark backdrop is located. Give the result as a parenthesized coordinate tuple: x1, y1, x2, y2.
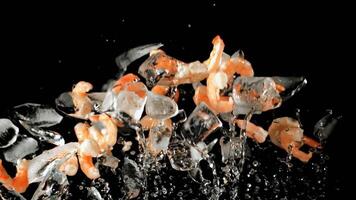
(1, 2, 352, 199)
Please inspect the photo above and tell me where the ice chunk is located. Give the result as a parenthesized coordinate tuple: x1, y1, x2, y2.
(116, 43, 163, 78)
(0, 185, 26, 200)
(14, 103, 63, 127)
(19, 121, 65, 146)
(232, 77, 282, 114)
(145, 92, 178, 120)
(167, 140, 199, 171)
(146, 124, 172, 156)
(114, 83, 147, 121)
(220, 136, 242, 163)
(122, 158, 144, 199)
(4, 137, 38, 163)
(272, 76, 307, 101)
(314, 111, 342, 140)
(31, 168, 68, 200)
(55, 92, 75, 115)
(87, 186, 103, 200)
(183, 103, 222, 142)
(100, 154, 120, 170)
(28, 142, 79, 183)
(0, 118, 19, 148)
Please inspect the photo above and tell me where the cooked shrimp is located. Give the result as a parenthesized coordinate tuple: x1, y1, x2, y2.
(268, 117, 320, 163)
(59, 155, 78, 176)
(194, 35, 234, 113)
(112, 73, 140, 94)
(71, 81, 93, 118)
(78, 153, 100, 179)
(0, 159, 29, 193)
(152, 85, 180, 102)
(235, 120, 268, 143)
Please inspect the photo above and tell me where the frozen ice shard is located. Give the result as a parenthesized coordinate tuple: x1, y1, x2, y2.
(55, 92, 75, 116)
(87, 186, 103, 200)
(232, 77, 282, 114)
(114, 83, 147, 121)
(31, 168, 68, 200)
(183, 103, 222, 142)
(116, 43, 163, 78)
(28, 142, 79, 183)
(13, 103, 63, 127)
(271, 76, 307, 101)
(145, 92, 178, 120)
(146, 124, 172, 156)
(122, 158, 144, 199)
(0, 118, 19, 148)
(314, 111, 342, 140)
(4, 137, 38, 164)
(19, 121, 65, 146)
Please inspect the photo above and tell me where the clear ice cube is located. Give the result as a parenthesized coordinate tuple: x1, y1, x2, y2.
(145, 92, 178, 120)
(19, 120, 65, 146)
(122, 157, 144, 199)
(31, 168, 68, 200)
(0, 118, 19, 148)
(14, 103, 63, 127)
(232, 77, 282, 114)
(183, 103, 222, 142)
(4, 137, 38, 163)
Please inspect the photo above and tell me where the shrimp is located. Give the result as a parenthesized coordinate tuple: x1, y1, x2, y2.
(112, 73, 140, 94)
(235, 120, 268, 143)
(59, 155, 78, 176)
(139, 50, 209, 86)
(194, 35, 234, 113)
(0, 159, 29, 193)
(152, 85, 180, 102)
(71, 81, 93, 118)
(78, 153, 100, 179)
(236, 117, 320, 163)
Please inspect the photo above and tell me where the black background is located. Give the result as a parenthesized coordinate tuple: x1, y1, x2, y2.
(1, 1, 352, 199)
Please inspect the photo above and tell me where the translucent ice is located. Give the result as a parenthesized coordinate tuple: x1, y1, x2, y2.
(19, 120, 65, 146)
(28, 142, 79, 183)
(87, 186, 103, 200)
(14, 103, 63, 127)
(31, 168, 68, 200)
(314, 111, 342, 140)
(183, 103, 222, 142)
(4, 137, 38, 163)
(271, 76, 307, 101)
(116, 43, 163, 78)
(232, 77, 282, 114)
(122, 157, 144, 199)
(0, 118, 19, 148)
(145, 92, 178, 120)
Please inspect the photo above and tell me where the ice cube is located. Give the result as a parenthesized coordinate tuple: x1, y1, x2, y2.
(167, 140, 198, 171)
(87, 186, 103, 200)
(314, 111, 342, 140)
(0, 118, 19, 148)
(183, 103, 222, 142)
(271, 76, 307, 101)
(114, 83, 147, 121)
(13, 103, 63, 127)
(122, 157, 143, 199)
(232, 77, 282, 114)
(31, 168, 68, 200)
(55, 92, 75, 116)
(116, 43, 163, 78)
(4, 137, 38, 164)
(146, 124, 172, 156)
(19, 120, 65, 146)
(28, 142, 79, 183)
(145, 92, 178, 120)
